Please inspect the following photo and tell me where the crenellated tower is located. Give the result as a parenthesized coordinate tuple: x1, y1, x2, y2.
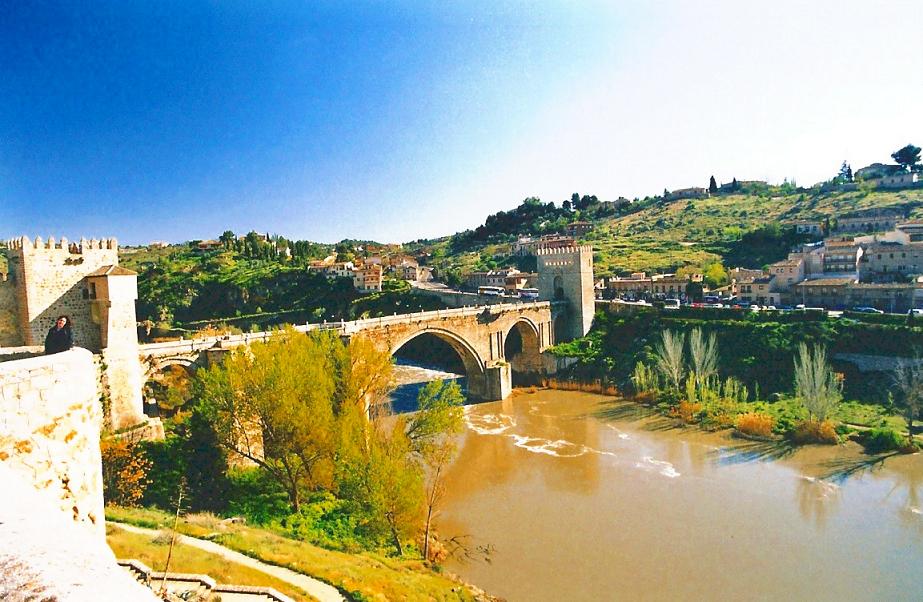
(0, 236, 145, 429)
(535, 244, 595, 341)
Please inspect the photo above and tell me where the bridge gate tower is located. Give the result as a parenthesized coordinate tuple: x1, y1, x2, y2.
(536, 245, 595, 342)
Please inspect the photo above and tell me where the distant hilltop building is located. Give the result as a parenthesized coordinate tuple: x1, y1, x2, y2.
(666, 187, 708, 201)
(511, 234, 575, 256)
(0, 236, 145, 429)
(854, 163, 901, 180)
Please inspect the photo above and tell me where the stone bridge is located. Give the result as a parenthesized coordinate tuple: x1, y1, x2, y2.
(140, 301, 562, 402)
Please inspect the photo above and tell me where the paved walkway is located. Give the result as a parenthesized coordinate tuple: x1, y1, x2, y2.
(109, 522, 345, 602)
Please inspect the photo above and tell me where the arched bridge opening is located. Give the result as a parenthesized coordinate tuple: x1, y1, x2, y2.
(504, 318, 543, 386)
(143, 359, 197, 418)
(389, 329, 486, 412)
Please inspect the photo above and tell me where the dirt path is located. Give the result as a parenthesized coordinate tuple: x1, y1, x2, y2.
(109, 522, 345, 602)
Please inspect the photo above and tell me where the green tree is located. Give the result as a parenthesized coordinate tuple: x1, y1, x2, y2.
(219, 230, 236, 249)
(336, 379, 463, 556)
(685, 281, 704, 302)
(892, 359, 923, 446)
(654, 330, 686, 392)
(793, 343, 842, 422)
(838, 161, 853, 182)
(708, 175, 718, 193)
(892, 144, 921, 172)
(198, 328, 340, 511)
(702, 261, 728, 288)
(688, 328, 718, 387)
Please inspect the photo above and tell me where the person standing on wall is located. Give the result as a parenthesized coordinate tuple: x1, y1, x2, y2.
(44, 315, 73, 354)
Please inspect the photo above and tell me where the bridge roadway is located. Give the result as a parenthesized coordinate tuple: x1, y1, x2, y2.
(139, 301, 561, 401)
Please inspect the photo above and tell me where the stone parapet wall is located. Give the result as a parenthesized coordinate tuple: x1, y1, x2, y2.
(0, 348, 105, 538)
(0, 465, 157, 601)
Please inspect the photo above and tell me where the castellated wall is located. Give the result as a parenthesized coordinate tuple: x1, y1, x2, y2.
(536, 245, 595, 341)
(4, 236, 119, 350)
(0, 270, 22, 347)
(0, 348, 105, 538)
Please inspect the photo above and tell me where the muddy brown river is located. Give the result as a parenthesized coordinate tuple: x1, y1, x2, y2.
(439, 390, 923, 601)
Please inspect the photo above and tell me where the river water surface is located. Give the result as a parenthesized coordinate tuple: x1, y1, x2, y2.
(439, 389, 923, 601)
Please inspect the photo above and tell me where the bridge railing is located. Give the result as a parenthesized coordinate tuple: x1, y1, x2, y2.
(139, 301, 553, 355)
(340, 301, 552, 334)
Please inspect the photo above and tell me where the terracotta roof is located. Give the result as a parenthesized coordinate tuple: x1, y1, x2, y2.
(86, 265, 137, 277)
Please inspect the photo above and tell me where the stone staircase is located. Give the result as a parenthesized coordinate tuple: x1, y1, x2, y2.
(118, 559, 295, 602)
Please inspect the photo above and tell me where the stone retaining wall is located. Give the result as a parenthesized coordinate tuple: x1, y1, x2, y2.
(0, 348, 104, 537)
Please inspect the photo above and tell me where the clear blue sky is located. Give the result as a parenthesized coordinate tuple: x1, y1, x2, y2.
(2, 1, 922, 245)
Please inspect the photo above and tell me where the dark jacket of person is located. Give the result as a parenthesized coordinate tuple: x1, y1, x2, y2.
(44, 326, 73, 354)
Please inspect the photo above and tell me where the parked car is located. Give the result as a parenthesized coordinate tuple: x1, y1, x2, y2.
(663, 298, 681, 310)
(908, 309, 923, 316)
(852, 306, 885, 314)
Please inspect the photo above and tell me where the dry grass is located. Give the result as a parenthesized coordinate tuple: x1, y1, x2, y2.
(670, 401, 703, 424)
(735, 412, 775, 438)
(542, 378, 620, 396)
(106, 507, 482, 602)
(791, 419, 838, 445)
(106, 525, 315, 601)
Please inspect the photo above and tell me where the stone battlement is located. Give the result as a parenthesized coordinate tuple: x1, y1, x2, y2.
(4, 235, 118, 254)
(533, 244, 593, 256)
(0, 235, 145, 429)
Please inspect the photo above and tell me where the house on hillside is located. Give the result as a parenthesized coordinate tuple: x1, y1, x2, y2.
(786, 220, 823, 235)
(822, 237, 863, 275)
(898, 222, 923, 242)
(854, 163, 901, 181)
(880, 172, 920, 189)
(738, 276, 778, 305)
(195, 239, 222, 251)
(834, 209, 901, 234)
(565, 222, 593, 237)
(665, 187, 708, 201)
(352, 264, 382, 292)
(511, 234, 575, 256)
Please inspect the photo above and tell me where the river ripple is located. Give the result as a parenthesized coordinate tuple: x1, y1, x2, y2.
(440, 389, 923, 602)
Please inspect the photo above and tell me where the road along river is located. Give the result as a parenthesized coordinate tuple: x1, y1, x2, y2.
(439, 389, 923, 602)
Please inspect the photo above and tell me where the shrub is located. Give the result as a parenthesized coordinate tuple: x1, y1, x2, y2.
(100, 437, 152, 506)
(862, 427, 906, 454)
(225, 467, 291, 525)
(736, 412, 775, 438)
(790, 419, 838, 445)
(671, 401, 703, 424)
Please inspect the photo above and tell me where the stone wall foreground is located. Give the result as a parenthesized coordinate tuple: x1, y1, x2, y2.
(0, 464, 158, 601)
(0, 348, 105, 537)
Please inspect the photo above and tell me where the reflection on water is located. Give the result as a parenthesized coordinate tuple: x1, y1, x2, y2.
(440, 390, 923, 602)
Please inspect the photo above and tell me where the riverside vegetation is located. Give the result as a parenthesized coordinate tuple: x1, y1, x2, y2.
(102, 329, 486, 601)
(550, 309, 923, 452)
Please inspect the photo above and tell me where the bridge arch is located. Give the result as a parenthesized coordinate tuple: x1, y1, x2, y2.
(504, 317, 543, 383)
(143, 357, 199, 418)
(388, 327, 488, 400)
(150, 356, 199, 374)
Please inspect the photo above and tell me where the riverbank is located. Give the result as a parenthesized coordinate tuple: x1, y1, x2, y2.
(538, 372, 914, 452)
(442, 389, 923, 602)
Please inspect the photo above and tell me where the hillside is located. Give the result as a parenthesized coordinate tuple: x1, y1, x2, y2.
(118, 183, 923, 333)
(119, 244, 446, 338)
(411, 185, 923, 279)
